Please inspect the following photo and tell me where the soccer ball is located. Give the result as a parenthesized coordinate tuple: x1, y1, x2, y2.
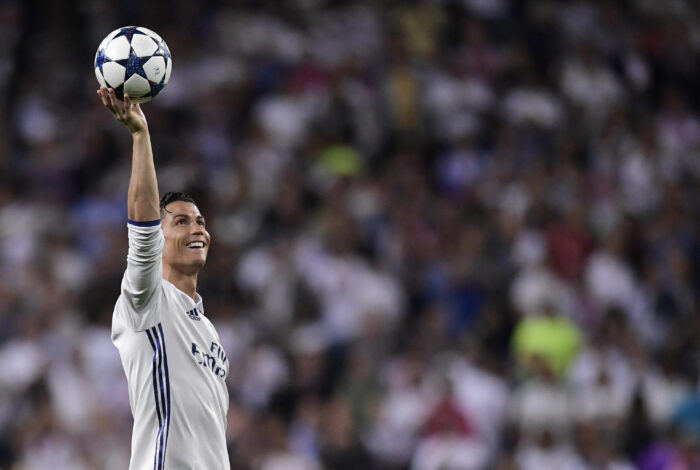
(94, 26, 172, 103)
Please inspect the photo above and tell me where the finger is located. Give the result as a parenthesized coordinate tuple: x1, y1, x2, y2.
(106, 87, 115, 106)
(101, 93, 118, 117)
(104, 94, 118, 118)
(107, 88, 122, 118)
(124, 94, 132, 119)
(98, 88, 110, 107)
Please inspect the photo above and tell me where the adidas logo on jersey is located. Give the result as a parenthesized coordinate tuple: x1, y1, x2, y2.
(186, 308, 200, 321)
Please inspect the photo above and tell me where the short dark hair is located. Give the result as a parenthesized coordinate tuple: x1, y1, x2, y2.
(159, 191, 196, 218)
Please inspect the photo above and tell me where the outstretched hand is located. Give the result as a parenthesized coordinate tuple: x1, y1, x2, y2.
(97, 86, 148, 135)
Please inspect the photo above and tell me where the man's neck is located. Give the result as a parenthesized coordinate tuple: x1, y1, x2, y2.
(162, 265, 198, 300)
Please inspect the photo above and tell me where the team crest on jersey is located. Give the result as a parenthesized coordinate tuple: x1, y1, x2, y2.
(186, 308, 200, 321)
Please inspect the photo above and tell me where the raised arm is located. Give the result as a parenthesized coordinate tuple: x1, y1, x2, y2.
(97, 86, 159, 221)
(99, 86, 163, 330)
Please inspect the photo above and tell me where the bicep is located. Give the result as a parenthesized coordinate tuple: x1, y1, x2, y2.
(118, 221, 164, 330)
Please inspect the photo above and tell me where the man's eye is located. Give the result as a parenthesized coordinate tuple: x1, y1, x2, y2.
(197, 221, 205, 227)
(177, 219, 187, 225)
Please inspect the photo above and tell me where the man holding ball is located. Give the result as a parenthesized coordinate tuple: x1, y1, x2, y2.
(98, 87, 229, 470)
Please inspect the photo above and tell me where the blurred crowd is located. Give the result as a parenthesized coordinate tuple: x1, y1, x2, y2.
(1, 0, 699, 469)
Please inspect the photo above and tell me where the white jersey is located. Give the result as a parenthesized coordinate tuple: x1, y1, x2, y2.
(112, 220, 229, 470)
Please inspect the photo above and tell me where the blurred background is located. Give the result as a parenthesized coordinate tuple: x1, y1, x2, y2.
(1, 0, 699, 469)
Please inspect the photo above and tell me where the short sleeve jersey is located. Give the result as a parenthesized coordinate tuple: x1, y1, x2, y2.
(111, 220, 229, 470)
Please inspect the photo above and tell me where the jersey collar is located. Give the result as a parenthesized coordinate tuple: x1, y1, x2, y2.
(163, 279, 205, 315)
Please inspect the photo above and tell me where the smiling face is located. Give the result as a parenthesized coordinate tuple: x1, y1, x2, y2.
(161, 200, 210, 276)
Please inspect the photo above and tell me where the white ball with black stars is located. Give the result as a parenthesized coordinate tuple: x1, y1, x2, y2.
(94, 26, 172, 103)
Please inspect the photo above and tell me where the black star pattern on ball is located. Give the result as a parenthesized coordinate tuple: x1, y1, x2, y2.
(114, 26, 139, 42)
(95, 49, 107, 75)
(157, 44, 171, 62)
(149, 81, 165, 97)
(126, 53, 150, 81)
(113, 84, 126, 101)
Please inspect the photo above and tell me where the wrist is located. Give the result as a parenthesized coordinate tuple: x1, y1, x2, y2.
(131, 127, 149, 138)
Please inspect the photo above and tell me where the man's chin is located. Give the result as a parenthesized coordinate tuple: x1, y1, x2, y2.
(174, 257, 207, 274)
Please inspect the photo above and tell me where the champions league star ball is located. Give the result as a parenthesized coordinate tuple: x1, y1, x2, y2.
(94, 26, 172, 103)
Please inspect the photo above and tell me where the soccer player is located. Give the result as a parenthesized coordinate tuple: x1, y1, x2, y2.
(97, 86, 229, 469)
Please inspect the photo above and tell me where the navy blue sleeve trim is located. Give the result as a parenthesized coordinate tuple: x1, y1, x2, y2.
(128, 219, 161, 227)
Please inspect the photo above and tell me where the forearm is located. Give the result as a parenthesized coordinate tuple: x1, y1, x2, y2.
(127, 130, 160, 222)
